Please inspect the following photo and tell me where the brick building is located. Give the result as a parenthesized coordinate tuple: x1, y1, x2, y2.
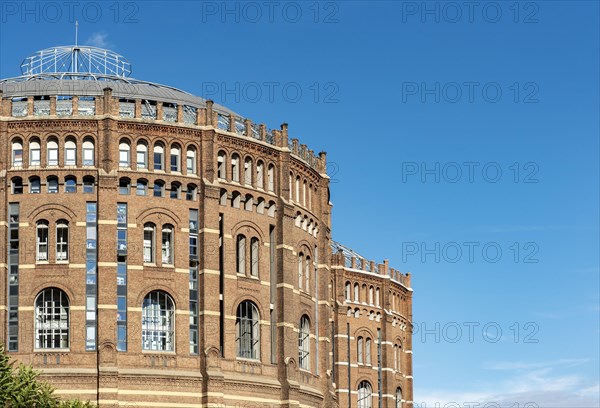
(0, 45, 413, 407)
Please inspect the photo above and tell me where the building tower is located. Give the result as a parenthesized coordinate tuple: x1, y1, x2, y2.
(0, 45, 413, 407)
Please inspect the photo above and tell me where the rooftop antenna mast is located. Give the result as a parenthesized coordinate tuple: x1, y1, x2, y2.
(73, 21, 79, 73)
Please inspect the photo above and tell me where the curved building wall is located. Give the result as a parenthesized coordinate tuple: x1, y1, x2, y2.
(0, 83, 412, 408)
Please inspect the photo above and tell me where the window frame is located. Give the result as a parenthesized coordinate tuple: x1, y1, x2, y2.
(35, 288, 70, 350)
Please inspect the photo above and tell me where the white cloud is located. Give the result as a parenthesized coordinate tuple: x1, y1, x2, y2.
(85, 33, 111, 49)
(483, 358, 590, 371)
(415, 360, 599, 407)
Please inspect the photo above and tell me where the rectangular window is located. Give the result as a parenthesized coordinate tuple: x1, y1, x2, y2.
(56, 226, 69, 261)
(65, 149, 76, 166)
(189, 236, 198, 258)
(30, 149, 41, 166)
(171, 154, 180, 172)
(119, 151, 129, 167)
(137, 152, 147, 169)
(13, 150, 23, 166)
(143, 230, 154, 263)
(154, 152, 163, 170)
(37, 227, 48, 261)
(83, 180, 94, 193)
(162, 229, 173, 264)
(187, 156, 194, 174)
(83, 149, 94, 166)
(48, 149, 58, 166)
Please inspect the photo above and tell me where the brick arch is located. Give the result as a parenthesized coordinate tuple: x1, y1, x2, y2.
(355, 326, 376, 340)
(298, 309, 314, 325)
(230, 295, 266, 320)
(28, 203, 76, 222)
(30, 282, 77, 306)
(135, 285, 181, 309)
(355, 377, 374, 390)
(136, 206, 181, 226)
(231, 220, 266, 242)
(296, 239, 314, 258)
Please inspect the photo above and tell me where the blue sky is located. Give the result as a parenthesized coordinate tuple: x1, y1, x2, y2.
(1, 1, 598, 406)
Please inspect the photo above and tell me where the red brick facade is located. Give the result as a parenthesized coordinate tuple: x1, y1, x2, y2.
(0, 83, 412, 407)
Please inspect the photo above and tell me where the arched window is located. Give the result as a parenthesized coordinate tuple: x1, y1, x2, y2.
(186, 147, 197, 174)
(308, 183, 313, 209)
(82, 138, 95, 166)
(65, 138, 76, 166)
(217, 151, 226, 180)
(119, 178, 130, 195)
(256, 161, 264, 189)
(12, 139, 23, 166)
(305, 256, 311, 292)
(119, 141, 130, 167)
(250, 237, 259, 277)
(357, 336, 364, 364)
(35, 288, 69, 349)
(29, 176, 41, 194)
(161, 225, 174, 265)
(295, 176, 300, 202)
(375, 288, 380, 307)
(47, 176, 58, 194)
(47, 138, 58, 166)
(11, 177, 23, 194)
(136, 142, 148, 169)
(170, 144, 181, 172)
(142, 291, 175, 351)
(298, 252, 304, 289)
(153, 180, 165, 197)
(299, 315, 310, 370)
(83, 176, 95, 193)
(396, 342, 402, 372)
(143, 223, 155, 263)
(267, 164, 275, 191)
(244, 157, 253, 186)
(186, 184, 197, 201)
(369, 286, 374, 305)
(236, 235, 246, 274)
(289, 173, 293, 200)
(267, 201, 276, 217)
(56, 220, 69, 261)
(29, 139, 41, 166)
(136, 179, 148, 196)
(302, 180, 307, 206)
(256, 198, 265, 214)
(36, 220, 49, 261)
(267, 164, 275, 192)
(393, 345, 398, 370)
(236, 300, 259, 359)
(219, 189, 228, 206)
(357, 381, 373, 408)
(396, 388, 403, 408)
(232, 191, 241, 208)
(345, 282, 351, 301)
(65, 176, 77, 193)
(365, 337, 372, 365)
(169, 182, 181, 199)
(244, 194, 253, 211)
(154, 143, 164, 170)
(354, 283, 360, 302)
(231, 154, 240, 182)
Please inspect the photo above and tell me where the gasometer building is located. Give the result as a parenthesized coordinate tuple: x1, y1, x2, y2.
(0, 45, 413, 408)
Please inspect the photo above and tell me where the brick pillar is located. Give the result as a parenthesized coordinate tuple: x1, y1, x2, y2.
(49, 96, 57, 115)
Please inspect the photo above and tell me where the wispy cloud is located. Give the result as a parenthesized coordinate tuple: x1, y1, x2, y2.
(85, 32, 112, 49)
(484, 358, 590, 371)
(415, 359, 599, 407)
